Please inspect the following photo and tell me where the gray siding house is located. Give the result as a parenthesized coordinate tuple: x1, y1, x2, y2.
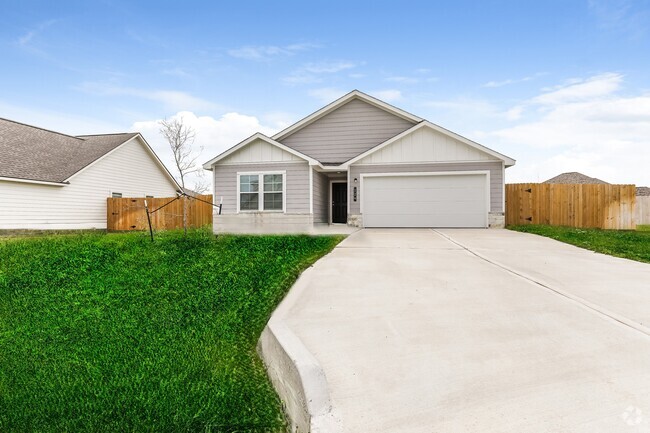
(203, 90, 515, 233)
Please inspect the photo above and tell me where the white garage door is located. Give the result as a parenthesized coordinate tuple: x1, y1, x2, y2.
(362, 173, 488, 228)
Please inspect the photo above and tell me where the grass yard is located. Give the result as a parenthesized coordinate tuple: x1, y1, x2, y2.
(0, 229, 342, 432)
(508, 225, 650, 264)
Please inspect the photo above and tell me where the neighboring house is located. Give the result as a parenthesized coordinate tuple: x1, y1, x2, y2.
(203, 90, 515, 232)
(636, 186, 650, 197)
(0, 118, 179, 230)
(543, 172, 609, 184)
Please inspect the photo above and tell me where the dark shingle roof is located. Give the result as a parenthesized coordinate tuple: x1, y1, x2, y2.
(0, 118, 138, 183)
(543, 172, 609, 185)
(637, 186, 650, 196)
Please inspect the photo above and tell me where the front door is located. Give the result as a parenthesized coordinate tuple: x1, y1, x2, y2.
(332, 183, 348, 224)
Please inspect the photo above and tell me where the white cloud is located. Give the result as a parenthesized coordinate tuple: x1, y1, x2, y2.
(228, 43, 317, 61)
(370, 89, 402, 102)
(482, 72, 548, 88)
(162, 67, 192, 79)
(308, 87, 348, 103)
(78, 82, 217, 112)
(132, 111, 278, 191)
(423, 97, 502, 119)
(485, 73, 650, 185)
(530, 72, 623, 105)
(16, 19, 57, 47)
(588, 0, 650, 39)
(385, 71, 438, 84)
(284, 61, 358, 84)
(0, 100, 124, 135)
(386, 76, 419, 84)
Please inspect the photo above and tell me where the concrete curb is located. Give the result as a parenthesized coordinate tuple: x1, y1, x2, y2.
(257, 263, 342, 432)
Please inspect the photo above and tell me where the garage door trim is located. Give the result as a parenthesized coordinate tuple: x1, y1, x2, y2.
(360, 170, 490, 227)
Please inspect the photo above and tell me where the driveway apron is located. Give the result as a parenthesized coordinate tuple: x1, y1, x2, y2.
(281, 229, 650, 432)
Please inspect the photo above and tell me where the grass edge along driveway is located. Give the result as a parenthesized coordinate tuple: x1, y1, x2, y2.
(508, 224, 650, 264)
(0, 229, 342, 433)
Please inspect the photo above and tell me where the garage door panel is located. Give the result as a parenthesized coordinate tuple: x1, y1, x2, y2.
(364, 199, 484, 214)
(362, 174, 487, 228)
(366, 187, 484, 203)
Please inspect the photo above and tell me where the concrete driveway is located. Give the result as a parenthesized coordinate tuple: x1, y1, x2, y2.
(278, 229, 650, 432)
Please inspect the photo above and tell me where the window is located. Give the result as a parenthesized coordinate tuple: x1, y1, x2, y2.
(263, 174, 283, 210)
(111, 192, 122, 198)
(239, 174, 259, 210)
(239, 172, 284, 212)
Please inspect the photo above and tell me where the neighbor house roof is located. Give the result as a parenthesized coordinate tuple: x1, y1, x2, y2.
(637, 186, 650, 196)
(543, 172, 609, 184)
(0, 118, 140, 184)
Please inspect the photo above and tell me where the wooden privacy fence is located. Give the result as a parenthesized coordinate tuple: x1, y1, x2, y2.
(505, 184, 636, 230)
(107, 195, 213, 231)
(637, 196, 650, 225)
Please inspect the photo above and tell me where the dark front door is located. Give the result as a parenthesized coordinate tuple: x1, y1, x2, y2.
(332, 183, 348, 224)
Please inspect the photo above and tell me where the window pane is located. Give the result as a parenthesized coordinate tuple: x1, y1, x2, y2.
(263, 192, 283, 210)
(240, 193, 259, 210)
(240, 175, 259, 192)
(264, 174, 283, 192)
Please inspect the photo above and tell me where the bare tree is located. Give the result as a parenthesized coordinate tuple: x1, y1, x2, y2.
(192, 170, 210, 195)
(159, 117, 202, 234)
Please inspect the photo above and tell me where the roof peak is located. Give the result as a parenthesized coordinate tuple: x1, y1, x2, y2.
(272, 89, 422, 142)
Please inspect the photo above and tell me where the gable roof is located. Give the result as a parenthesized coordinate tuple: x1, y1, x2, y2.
(0, 118, 179, 188)
(202, 132, 318, 169)
(272, 90, 423, 142)
(543, 172, 609, 184)
(202, 90, 515, 170)
(344, 121, 516, 167)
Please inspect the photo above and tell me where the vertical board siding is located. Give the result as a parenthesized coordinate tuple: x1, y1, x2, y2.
(357, 126, 497, 164)
(505, 183, 636, 230)
(107, 195, 213, 231)
(0, 137, 178, 229)
(349, 161, 504, 214)
(312, 170, 329, 223)
(280, 99, 416, 163)
(219, 138, 302, 164)
(213, 162, 310, 215)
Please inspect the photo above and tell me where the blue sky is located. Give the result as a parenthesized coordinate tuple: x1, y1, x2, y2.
(2, 0, 650, 188)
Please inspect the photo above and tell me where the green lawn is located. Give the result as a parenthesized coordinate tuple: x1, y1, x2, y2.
(508, 225, 650, 264)
(0, 229, 342, 432)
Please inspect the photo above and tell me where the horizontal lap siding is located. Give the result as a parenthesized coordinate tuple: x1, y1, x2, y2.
(213, 162, 310, 215)
(0, 138, 178, 229)
(312, 169, 329, 223)
(349, 162, 504, 214)
(280, 99, 415, 163)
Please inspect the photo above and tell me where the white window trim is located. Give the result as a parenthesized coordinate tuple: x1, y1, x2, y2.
(236, 170, 287, 213)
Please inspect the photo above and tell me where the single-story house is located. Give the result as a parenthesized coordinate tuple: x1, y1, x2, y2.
(0, 118, 179, 230)
(203, 90, 515, 233)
